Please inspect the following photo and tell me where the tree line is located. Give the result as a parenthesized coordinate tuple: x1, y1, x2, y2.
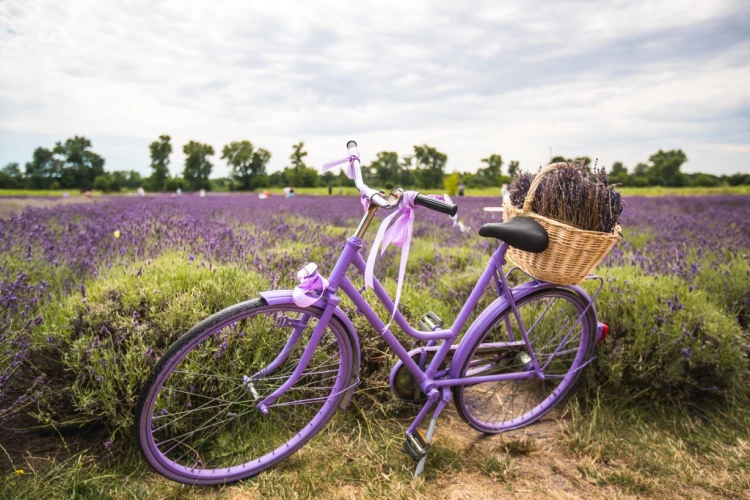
(2, 135, 749, 192)
(0, 136, 143, 192)
(603, 150, 749, 187)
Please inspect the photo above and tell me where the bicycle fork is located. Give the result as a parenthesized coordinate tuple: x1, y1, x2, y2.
(255, 296, 341, 414)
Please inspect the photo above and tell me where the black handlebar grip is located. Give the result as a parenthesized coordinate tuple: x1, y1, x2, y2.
(414, 193, 458, 217)
(346, 140, 357, 149)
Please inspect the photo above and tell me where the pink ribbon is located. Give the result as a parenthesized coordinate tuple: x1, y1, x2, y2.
(322, 155, 370, 212)
(364, 191, 442, 328)
(359, 192, 370, 212)
(322, 155, 359, 180)
(292, 263, 329, 307)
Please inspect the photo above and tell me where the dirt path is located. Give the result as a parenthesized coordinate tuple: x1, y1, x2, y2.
(419, 409, 636, 500)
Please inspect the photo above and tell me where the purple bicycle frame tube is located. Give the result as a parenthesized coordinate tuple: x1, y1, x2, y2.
(496, 258, 545, 377)
(336, 237, 510, 389)
(348, 245, 504, 342)
(249, 313, 311, 380)
(258, 235, 548, 410)
(256, 236, 365, 410)
(256, 295, 341, 412)
(431, 370, 538, 388)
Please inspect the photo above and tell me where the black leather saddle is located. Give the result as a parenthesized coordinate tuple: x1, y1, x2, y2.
(478, 217, 549, 253)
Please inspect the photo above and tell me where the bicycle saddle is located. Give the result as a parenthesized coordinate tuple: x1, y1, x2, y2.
(478, 217, 549, 253)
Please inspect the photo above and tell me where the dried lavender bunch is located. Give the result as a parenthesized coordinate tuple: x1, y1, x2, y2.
(509, 161, 623, 233)
(509, 172, 534, 208)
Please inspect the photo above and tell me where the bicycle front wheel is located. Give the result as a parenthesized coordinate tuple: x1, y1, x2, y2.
(453, 288, 595, 434)
(135, 299, 354, 485)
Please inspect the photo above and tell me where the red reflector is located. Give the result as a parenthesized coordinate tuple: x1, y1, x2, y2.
(599, 323, 610, 343)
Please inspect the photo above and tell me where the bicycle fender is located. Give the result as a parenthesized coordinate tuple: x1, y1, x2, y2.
(448, 281, 597, 379)
(259, 289, 361, 409)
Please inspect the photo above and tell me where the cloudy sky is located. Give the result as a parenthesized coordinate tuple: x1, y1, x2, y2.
(1, 0, 749, 177)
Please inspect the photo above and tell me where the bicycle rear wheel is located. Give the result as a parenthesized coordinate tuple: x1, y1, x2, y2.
(453, 288, 594, 434)
(135, 299, 353, 485)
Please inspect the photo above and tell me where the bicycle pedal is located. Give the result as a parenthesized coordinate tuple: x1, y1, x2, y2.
(404, 431, 430, 462)
(418, 311, 443, 331)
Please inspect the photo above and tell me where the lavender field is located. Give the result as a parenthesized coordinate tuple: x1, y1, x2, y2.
(1, 194, 749, 498)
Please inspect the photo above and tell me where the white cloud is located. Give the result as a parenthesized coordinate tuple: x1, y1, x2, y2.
(0, 0, 749, 176)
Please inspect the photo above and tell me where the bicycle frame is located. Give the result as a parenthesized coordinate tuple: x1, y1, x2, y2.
(135, 141, 614, 485)
(257, 233, 599, 415)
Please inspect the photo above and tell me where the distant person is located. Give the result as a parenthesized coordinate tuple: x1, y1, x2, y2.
(199, 189, 206, 198)
(83, 189, 92, 198)
(137, 187, 145, 196)
(288, 187, 295, 198)
(328, 184, 333, 196)
(458, 182, 465, 197)
(176, 188, 182, 196)
(501, 183, 510, 206)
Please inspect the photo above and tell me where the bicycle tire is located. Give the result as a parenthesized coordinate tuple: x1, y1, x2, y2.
(134, 298, 354, 485)
(453, 288, 595, 434)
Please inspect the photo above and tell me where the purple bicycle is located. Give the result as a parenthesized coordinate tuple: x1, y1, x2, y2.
(135, 141, 608, 485)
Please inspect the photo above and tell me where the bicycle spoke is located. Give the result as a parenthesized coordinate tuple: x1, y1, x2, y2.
(157, 392, 249, 454)
(140, 304, 350, 480)
(171, 370, 247, 382)
(459, 291, 591, 432)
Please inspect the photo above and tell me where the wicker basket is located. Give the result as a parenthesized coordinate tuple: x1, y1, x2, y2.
(502, 162, 621, 285)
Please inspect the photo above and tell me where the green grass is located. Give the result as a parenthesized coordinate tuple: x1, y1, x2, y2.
(564, 391, 750, 497)
(0, 410, 481, 499)
(5, 397, 749, 499)
(0, 189, 106, 197)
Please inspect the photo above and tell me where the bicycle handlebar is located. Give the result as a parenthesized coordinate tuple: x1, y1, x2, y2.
(346, 140, 390, 208)
(414, 193, 458, 216)
(343, 140, 458, 216)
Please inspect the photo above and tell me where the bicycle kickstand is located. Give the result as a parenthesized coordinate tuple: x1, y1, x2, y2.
(405, 390, 451, 478)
